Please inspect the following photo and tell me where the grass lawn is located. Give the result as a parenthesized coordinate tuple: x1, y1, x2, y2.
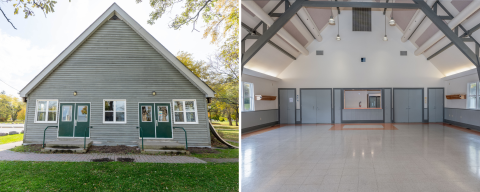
(218, 129, 239, 141)
(211, 121, 238, 130)
(0, 133, 23, 145)
(0, 161, 238, 191)
(191, 149, 239, 159)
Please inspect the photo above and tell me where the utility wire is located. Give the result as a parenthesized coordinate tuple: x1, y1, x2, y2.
(0, 79, 20, 91)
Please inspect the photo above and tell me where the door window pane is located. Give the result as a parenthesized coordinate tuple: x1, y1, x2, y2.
(62, 105, 72, 121)
(77, 105, 88, 122)
(186, 112, 196, 122)
(175, 112, 184, 122)
(141, 106, 152, 122)
(174, 101, 183, 111)
(158, 106, 169, 122)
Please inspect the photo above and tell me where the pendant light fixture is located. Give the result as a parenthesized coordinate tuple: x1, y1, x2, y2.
(336, 13, 341, 41)
(329, 1, 335, 25)
(389, 8, 396, 26)
(384, 13, 388, 41)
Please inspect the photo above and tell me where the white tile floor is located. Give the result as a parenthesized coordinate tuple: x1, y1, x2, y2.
(241, 124, 480, 192)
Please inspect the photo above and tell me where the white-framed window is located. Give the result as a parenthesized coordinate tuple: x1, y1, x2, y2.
(467, 82, 479, 109)
(35, 99, 58, 123)
(103, 99, 126, 123)
(173, 100, 198, 124)
(242, 82, 254, 111)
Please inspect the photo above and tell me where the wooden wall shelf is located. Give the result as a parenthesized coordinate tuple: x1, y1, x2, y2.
(255, 95, 277, 100)
(446, 94, 466, 99)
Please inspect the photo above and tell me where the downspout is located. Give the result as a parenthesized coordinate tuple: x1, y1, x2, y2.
(242, 1, 310, 55)
(414, 1, 480, 56)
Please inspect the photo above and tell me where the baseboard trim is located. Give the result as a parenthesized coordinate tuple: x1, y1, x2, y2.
(444, 120, 480, 132)
(242, 121, 279, 135)
(341, 120, 384, 123)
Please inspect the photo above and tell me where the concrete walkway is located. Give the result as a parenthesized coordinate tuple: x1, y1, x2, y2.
(0, 142, 206, 163)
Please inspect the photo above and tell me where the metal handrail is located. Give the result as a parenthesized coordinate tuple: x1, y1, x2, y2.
(136, 127, 144, 150)
(173, 127, 188, 150)
(84, 126, 92, 150)
(42, 126, 58, 148)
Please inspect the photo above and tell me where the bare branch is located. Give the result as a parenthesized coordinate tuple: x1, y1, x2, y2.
(0, 6, 16, 30)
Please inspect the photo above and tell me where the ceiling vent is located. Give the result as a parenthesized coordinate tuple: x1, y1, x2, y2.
(400, 51, 407, 56)
(352, 8, 371, 31)
(316, 50, 323, 55)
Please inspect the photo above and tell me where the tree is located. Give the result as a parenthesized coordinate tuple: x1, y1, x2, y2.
(0, 94, 25, 122)
(1, 0, 68, 30)
(1, 90, 5, 95)
(136, 0, 238, 64)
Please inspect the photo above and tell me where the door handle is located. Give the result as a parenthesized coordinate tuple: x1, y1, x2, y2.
(74, 120, 77, 127)
(155, 120, 158, 126)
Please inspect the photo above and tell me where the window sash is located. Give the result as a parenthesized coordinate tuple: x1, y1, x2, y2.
(35, 100, 58, 123)
(173, 100, 197, 124)
(467, 82, 480, 109)
(103, 100, 126, 123)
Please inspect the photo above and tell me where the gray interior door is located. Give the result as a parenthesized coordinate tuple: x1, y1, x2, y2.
(408, 89, 423, 123)
(435, 89, 444, 122)
(280, 89, 295, 124)
(317, 89, 332, 123)
(428, 89, 436, 122)
(301, 90, 316, 123)
(394, 89, 409, 123)
(384, 89, 391, 123)
(334, 89, 341, 123)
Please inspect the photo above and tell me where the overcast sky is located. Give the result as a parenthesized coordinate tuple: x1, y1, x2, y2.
(0, 0, 218, 97)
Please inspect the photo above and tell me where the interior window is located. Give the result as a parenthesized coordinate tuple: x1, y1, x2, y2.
(242, 82, 254, 111)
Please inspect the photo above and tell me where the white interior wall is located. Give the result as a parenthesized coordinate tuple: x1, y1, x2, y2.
(444, 70, 479, 108)
(242, 74, 279, 110)
(276, 10, 445, 109)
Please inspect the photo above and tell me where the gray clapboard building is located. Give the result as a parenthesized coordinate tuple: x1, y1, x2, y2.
(19, 3, 215, 151)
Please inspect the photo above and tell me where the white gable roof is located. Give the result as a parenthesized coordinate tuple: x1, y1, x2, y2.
(19, 3, 215, 98)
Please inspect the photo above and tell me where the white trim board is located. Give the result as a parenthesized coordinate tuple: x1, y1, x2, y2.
(19, 3, 214, 98)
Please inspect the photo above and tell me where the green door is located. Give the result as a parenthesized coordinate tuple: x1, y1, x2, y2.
(139, 103, 155, 138)
(155, 103, 173, 138)
(58, 103, 75, 137)
(74, 103, 90, 137)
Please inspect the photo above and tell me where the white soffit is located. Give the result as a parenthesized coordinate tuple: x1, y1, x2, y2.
(19, 3, 215, 98)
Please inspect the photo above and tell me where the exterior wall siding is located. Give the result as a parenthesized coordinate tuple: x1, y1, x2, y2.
(24, 20, 210, 147)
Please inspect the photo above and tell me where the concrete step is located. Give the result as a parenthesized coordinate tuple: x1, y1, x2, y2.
(142, 149, 189, 155)
(45, 140, 93, 149)
(41, 147, 87, 153)
(137, 140, 185, 150)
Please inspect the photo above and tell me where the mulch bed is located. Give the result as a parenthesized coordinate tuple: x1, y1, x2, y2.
(188, 147, 219, 154)
(88, 145, 140, 154)
(117, 158, 135, 162)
